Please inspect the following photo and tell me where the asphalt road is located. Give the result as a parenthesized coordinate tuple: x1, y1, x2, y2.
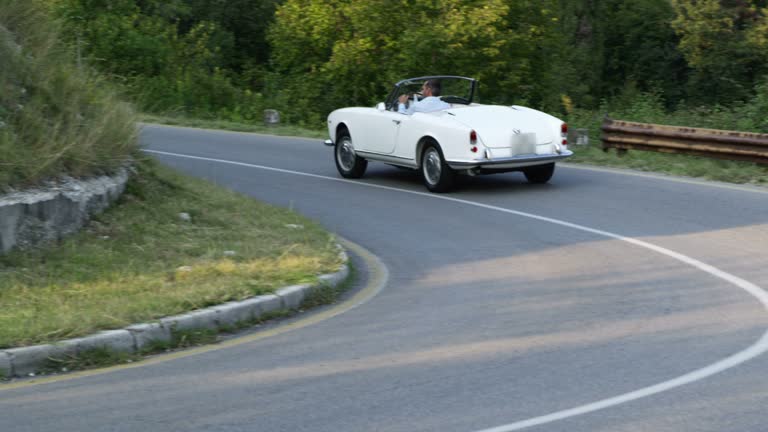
(2, 124, 768, 432)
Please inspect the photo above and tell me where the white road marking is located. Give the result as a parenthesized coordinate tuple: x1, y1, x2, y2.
(143, 149, 768, 431)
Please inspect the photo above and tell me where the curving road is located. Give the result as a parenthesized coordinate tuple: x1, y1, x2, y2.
(2, 124, 768, 432)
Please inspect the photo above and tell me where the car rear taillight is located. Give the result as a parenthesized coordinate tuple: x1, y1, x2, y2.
(470, 130, 477, 145)
(560, 123, 568, 146)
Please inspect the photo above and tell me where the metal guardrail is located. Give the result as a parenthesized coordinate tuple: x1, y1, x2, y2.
(601, 118, 768, 165)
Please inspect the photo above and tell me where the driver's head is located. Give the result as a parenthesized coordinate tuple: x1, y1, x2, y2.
(422, 79, 442, 97)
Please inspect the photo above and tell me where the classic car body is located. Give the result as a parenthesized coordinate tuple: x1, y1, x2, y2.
(325, 76, 573, 192)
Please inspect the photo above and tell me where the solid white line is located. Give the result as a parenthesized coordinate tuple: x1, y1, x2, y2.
(143, 149, 768, 431)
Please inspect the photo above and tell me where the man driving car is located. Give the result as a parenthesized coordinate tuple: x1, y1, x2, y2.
(397, 79, 450, 114)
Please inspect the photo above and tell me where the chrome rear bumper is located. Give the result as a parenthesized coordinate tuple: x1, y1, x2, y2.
(447, 150, 573, 170)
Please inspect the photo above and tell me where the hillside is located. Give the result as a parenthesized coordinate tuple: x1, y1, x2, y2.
(0, 1, 136, 191)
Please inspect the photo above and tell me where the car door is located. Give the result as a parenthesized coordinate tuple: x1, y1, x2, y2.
(359, 109, 403, 155)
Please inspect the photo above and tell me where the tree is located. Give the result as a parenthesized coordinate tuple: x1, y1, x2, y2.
(268, 0, 564, 125)
(557, 0, 687, 108)
(671, 0, 768, 104)
(46, 0, 257, 116)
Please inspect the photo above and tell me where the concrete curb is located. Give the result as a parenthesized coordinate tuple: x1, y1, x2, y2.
(0, 167, 131, 254)
(0, 249, 349, 379)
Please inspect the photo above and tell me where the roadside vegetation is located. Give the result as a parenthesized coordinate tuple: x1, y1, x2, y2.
(41, 0, 768, 185)
(0, 157, 341, 349)
(41, 0, 768, 129)
(0, 1, 136, 191)
(0, 2, 341, 351)
(1, 0, 767, 354)
(140, 114, 326, 139)
(564, 87, 768, 185)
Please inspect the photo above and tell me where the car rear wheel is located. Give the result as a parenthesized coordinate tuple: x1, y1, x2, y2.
(421, 143, 455, 193)
(335, 130, 367, 178)
(523, 162, 555, 184)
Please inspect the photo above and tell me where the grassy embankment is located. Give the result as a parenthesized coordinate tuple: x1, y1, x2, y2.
(0, 2, 341, 355)
(0, 157, 341, 349)
(0, 2, 134, 191)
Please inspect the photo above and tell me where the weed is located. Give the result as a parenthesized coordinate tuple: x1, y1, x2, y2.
(301, 264, 355, 309)
(171, 329, 219, 348)
(43, 348, 139, 373)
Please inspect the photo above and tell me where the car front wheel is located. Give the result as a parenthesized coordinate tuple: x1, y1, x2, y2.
(421, 143, 455, 193)
(523, 162, 555, 184)
(335, 130, 367, 178)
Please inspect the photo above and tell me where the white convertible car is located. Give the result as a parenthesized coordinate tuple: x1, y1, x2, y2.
(325, 75, 573, 192)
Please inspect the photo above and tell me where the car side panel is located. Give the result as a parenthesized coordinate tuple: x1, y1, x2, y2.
(393, 112, 472, 165)
(329, 107, 402, 155)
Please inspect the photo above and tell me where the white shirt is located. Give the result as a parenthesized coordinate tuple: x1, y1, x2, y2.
(398, 96, 451, 115)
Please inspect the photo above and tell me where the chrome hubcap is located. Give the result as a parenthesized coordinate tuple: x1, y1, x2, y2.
(337, 138, 356, 171)
(424, 148, 442, 185)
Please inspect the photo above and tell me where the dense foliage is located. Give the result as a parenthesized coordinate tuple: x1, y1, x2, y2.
(41, 0, 280, 121)
(268, 0, 567, 124)
(0, 0, 136, 190)
(29, 0, 768, 131)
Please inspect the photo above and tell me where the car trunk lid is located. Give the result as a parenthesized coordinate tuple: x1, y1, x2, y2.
(446, 105, 554, 150)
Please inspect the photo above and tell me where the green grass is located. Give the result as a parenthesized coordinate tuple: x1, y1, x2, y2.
(0, 157, 342, 349)
(0, 2, 137, 191)
(29, 276, 357, 376)
(568, 144, 768, 186)
(567, 118, 768, 185)
(562, 91, 768, 186)
(141, 114, 327, 139)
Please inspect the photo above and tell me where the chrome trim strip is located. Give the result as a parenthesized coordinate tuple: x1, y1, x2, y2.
(356, 151, 418, 168)
(447, 150, 574, 169)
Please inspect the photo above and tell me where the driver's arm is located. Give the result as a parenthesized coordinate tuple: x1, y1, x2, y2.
(397, 94, 416, 115)
(397, 94, 409, 114)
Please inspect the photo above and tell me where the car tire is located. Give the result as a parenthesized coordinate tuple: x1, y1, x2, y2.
(421, 142, 456, 193)
(335, 130, 367, 178)
(523, 162, 555, 184)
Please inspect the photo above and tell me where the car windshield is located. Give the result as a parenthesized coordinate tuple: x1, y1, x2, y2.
(386, 76, 476, 111)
